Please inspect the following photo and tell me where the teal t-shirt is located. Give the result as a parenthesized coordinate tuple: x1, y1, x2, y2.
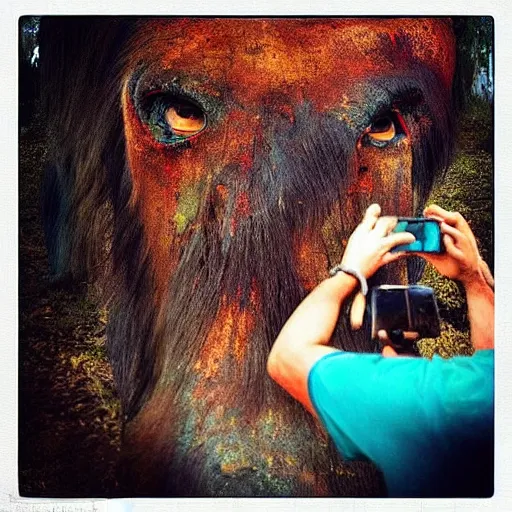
(308, 349, 494, 497)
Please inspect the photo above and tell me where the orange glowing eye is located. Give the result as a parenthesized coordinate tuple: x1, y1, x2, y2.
(367, 115, 396, 142)
(165, 99, 206, 136)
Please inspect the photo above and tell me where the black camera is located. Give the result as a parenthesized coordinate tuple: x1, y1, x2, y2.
(370, 285, 441, 348)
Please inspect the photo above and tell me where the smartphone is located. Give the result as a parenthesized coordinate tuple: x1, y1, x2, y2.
(370, 285, 441, 341)
(392, 217, 443, 253)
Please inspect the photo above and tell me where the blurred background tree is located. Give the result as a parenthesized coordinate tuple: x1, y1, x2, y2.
(19, 17, 40, 131)
(453, 16, 494, 107)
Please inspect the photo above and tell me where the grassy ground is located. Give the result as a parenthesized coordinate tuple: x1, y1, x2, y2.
(418, 98, 493, 358)
(18, 98, 493, 497)
(18, 119, 122, 497)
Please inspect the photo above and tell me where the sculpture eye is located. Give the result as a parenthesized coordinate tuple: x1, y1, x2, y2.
(364, 111, 405, 147)
(368, 115, 396, 142)
(144, 93, 207, 144)
(165, 99, 206, 136)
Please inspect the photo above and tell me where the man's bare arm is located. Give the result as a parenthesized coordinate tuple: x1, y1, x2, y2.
(267, 204, 414, 413)
(422, 205, 494, 351)
(267, 271, 357, 414)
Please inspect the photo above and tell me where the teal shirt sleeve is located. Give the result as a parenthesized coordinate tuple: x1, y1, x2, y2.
(308, 349, 494, 497)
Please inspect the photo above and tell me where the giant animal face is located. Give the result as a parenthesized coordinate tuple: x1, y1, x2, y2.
(41, 17, 457, 497)
(122, 18, 454, 295)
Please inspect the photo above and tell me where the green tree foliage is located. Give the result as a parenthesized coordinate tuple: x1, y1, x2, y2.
(453, 17, 493, 109)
